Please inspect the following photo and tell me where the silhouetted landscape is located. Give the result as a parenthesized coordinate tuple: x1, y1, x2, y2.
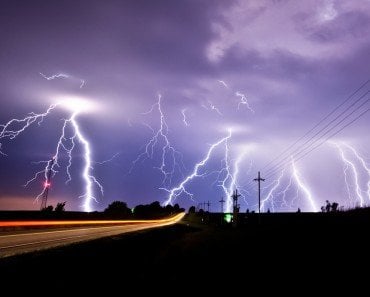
(1, 206, 370, 288)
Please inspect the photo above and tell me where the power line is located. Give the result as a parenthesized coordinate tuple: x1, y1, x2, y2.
(262, 80, 370, 172)
(243, 81, 370, 190)
(265, 107, 370, 179)
(265, 90, 370, 177)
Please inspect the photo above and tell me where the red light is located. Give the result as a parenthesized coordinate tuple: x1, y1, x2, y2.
(44, 182, 51, 188)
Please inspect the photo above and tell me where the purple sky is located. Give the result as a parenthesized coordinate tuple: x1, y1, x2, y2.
(1, 0, 370, 212)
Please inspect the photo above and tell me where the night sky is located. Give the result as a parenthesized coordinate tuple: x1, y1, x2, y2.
(1, 0, 370, 212)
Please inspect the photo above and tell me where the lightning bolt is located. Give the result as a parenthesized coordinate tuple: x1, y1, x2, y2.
(161, 130, 232, 206)
(331, 142, 369, 207)
(79, 80, 85, 89)
(40, 72, 86, 89)
(261, 169, 285, 212)
(217, 80, 229, 89)
(202, 100, 223, 116)
(40, 72, 69, 80)
(235, 91, 254, 113)
(291, 159, 318, 212)
(0, 104, 58, 155)
(130, 94, 183, 185)
(260, 160, 317, 212)
(218, 147, 251, 213)
(342, 143, 370, 203)
(94, 152, 121, 165)
(181, 109, 189, 126)
(1, 101, 103, 212)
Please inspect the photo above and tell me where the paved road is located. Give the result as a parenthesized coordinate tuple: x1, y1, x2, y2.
(0, 213, 185, 258)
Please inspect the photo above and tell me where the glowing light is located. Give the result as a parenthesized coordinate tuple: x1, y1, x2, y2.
(161, 130, 232, 205)
(56, 96, 99, 114)
(224, 213, 233, 223)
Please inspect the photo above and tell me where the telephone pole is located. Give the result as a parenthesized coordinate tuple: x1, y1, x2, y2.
(231, 189, 241, 227)
(40, 157, 55, 210)
(219, 196, 225, 213)
(253, 171, 265, 216)
(206, 201, 211, 212)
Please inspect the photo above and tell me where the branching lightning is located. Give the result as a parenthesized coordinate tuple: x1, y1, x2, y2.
(202, 100, 223, 116)
(260, 159, 317, 212)
(161, 130, 232, 205)
(0, 99, 102, 212)
(40, 72, 86, 89)
(332, 141, 370, 207)
(291, 159, 318, 212)
(130, 94, 184, 185)
(261, 169, 285, 212)
(217, 147, 251, 212)
(217, 80, 229, 89)
(235, 91, 254, 113)
(40, 72, 69, 80)
(181, 109, 189, 126)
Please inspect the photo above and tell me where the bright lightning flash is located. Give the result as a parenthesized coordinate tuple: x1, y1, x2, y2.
(291, 159, 317, 212)
(331, 141, 370, 207)
(261, 160, 317, 212)
(130, 94, 184, 186)
(1, 97, 102, 212)
(161, 130, 232, 205)
(218, 147, 251, 213)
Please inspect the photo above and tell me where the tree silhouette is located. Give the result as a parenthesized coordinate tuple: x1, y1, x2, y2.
(55, 201, 66, 213)
(331, 202, 339, 212)
(104, 201, 131, 218)
(188, 206, 196, 214)
(41, 205, 54, 212)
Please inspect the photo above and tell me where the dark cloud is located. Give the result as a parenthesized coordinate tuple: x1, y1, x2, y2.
(1, 1, 370, 212)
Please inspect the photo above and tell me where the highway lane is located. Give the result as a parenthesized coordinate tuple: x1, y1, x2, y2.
(0, 213, 185, 258)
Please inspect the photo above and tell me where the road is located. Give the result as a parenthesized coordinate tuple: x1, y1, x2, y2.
(0, 213, 185, 258)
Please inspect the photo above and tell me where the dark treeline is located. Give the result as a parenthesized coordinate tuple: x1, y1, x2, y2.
(0, 201, 185, 221)
(104, 200, 184, 219)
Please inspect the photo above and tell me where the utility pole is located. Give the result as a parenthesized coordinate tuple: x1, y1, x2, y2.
(40, 157, 55, 210)
(219, 196, 225, 213)
(254, 171, 265, 221)
(231, 189, 241, 227)
(206, 201, 211, 212)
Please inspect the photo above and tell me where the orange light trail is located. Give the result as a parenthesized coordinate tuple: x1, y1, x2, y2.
(0, 212, 185, 227)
